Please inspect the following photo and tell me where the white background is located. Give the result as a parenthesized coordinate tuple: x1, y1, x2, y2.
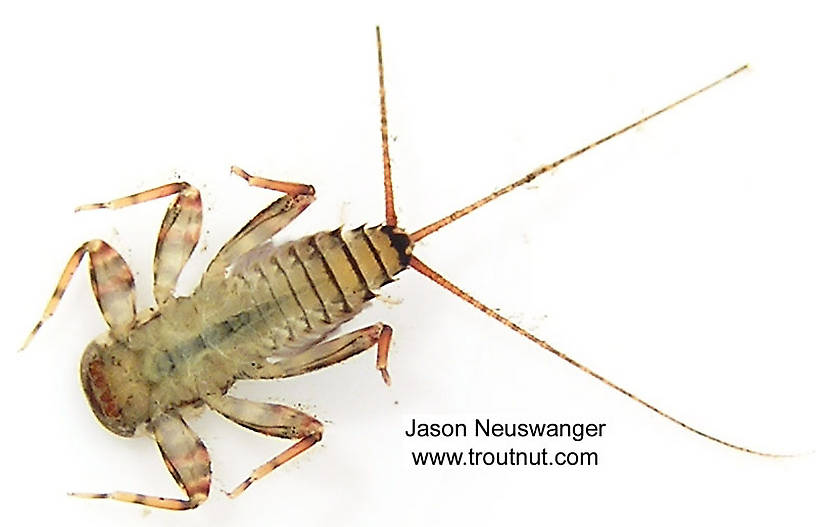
(1, 1, 815, 525)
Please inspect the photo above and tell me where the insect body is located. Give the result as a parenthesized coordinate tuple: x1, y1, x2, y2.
(21, 28, 787, 510)
(25, 159, 416, 508)
(82, 222, 411, 439)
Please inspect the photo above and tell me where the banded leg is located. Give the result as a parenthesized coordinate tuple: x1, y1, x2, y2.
(22, 240, 135, 349)
(257, 323, 394, 385)
(202, 166, 315, 284)
(71, 412, 211, 510)
(76, 182, 202, 304)
(204, 394, 323, 498)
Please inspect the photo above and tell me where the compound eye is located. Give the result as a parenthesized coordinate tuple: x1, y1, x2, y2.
(87, 357, 121, 420)
(80, 343, 136, 437)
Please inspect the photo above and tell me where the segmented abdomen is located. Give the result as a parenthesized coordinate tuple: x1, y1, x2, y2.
(130, 225, 410, 410)
(191, 225, 408, 359)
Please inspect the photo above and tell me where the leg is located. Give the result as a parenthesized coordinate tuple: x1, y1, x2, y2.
(71, 412, 211, 510)
(256, 323, 394, 385)
(203, 394, 323, 499)
(22, 240, 135, 349)
(229, 165, 315, 196)
(202, 166, 315, 285)
(77, 182, 202, 305)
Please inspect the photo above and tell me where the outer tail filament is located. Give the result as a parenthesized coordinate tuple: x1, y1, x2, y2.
(410, 65, 748, 242)
(374, 28, 798, 456)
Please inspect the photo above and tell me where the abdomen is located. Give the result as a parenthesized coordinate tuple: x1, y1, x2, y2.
(180, 226, 410, 373)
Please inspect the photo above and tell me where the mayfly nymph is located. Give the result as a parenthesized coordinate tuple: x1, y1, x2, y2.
(21, 28, 780, 510)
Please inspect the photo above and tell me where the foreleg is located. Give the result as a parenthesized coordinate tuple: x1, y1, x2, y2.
(71, 412, 211, 510)
(22, 240, 135, 348)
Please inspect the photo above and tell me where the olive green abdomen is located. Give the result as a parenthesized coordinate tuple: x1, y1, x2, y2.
(140, 225, 412, 406)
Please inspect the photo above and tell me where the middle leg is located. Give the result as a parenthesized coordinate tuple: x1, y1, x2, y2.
(203, 394, 323, 498)
(76, 182, 203, 305)
(201, 166, 316, 285)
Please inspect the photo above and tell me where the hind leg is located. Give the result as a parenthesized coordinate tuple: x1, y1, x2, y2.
(254, 323, 394, 385)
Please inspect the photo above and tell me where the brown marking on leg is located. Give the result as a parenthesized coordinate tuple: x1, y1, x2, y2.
(75, 182, 189, 211)
(377, 324, 393, 385)
(230, 165, 315, 196)
(201, 167, 316, 285)
(228, 435, 319, 499)
(69, 491, 198, 511)
(203, 394, 323, 499)
(205, 194, 314, 279)
(153, 184, 202, 303)
(153, 413, 211, 505)
(206, 395, 323, 439)
(21, 240, 135, 349)
(70, 412, 211, 510)
(253, 323, 394, 385)
(74, 181, 205, 305)
(21, 245, 85, 350)
(87, 240, 136, 334)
